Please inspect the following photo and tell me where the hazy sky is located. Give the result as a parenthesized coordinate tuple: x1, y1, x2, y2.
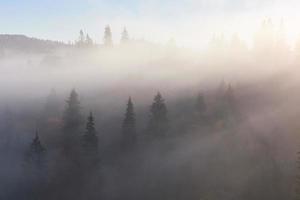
(1, 0, 300, 48)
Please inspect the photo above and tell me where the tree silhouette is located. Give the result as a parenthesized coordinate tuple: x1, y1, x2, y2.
(26, 131, 46, 168)
(24, 132, 47, 200)
(104, 25, 113, 47)
(76, 30, 85, 47)
(121, 97, 136, 149)
(121, 27, 129, 44)
(62, 89, 83, 155)
(147, 92, 169, 138)
(82, 112, 99, 165)
(86, 34, 93, 46)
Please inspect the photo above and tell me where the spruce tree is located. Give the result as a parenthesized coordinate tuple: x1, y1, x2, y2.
(147, 92, 169, 138)
(26, 132, 46, 169)
(24, 132, 46, 200)
(121, 27, 129, 44)
(86, 34, 93, 46)
(82, 112, 98, 161)
(104, 25, 112, 47)
(62, 89, 83, 154)
(121, 97, 136, 149)
(77, 30, 85, 47)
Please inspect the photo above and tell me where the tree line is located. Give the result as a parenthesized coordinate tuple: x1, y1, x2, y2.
(22, 83, 237, 200)
(75, 26, 129, 47)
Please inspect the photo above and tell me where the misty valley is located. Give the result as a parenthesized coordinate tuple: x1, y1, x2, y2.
(0, 21, 299, 200)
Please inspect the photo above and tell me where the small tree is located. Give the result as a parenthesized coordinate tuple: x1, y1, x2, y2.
(26, 132, 46, 169)
(147, 92, 169, 138)
(121, 27, 129, 44)
(24, 132, 46, 200)
(121, 97, 136, 149)
(76, 30, 85, 47)
(86, 34, 93, 46)
(103, 25, 113, 47)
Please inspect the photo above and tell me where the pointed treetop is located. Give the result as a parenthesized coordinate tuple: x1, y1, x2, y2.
(104, 25, 113, 46)
(154, 92, 163, 101)
(85, 111, 96, 135)
(31, 131, 45, 153)
(121, 27, 129, 43)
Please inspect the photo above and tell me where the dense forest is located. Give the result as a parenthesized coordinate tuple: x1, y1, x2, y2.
(0, 20, 300, 200)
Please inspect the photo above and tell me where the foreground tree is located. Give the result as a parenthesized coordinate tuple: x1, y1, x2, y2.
(62, 89, 83, 156)
(82, 112, 99, 166)
(121, 97, 136, 149)
(147, 92, 169, 138)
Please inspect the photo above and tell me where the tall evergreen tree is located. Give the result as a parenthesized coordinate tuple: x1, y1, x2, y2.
(121, 27, 129, 44)
(62, 89, 83, 154)
(104, 25, 112, 47)
(121, 97, 136, 149)
(82, 112, 98, 163)
(147, 92, 169, 138)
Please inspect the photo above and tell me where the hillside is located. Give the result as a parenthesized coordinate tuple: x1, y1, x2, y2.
(0, 34, 68, 53)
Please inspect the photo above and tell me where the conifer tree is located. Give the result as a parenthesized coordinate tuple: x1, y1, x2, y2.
(147, 92, 169, 138)
(104, 25, 112, 47)
(62, 89, 83, 154)
(86, 34, 93, 46)
(121, 97, 136, 148)
(24, 132, 46, 200)
(82, 112, 98, 159)
(121, 27, 129, 44)
(26, 132, 46, 169)
(77, 30, 85, 47)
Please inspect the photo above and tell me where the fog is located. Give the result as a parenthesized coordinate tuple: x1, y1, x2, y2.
(0, 19, 300, 200)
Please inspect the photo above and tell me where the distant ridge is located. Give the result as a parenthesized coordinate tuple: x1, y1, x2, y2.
(0, 34, 68, 53)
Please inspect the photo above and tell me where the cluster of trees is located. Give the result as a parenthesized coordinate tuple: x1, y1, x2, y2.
(75, 26, 130, 47)
(21, 82, 238, 200)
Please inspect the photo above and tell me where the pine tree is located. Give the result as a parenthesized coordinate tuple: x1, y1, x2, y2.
(26, 132, 46, 169)
(104, 25, 112, 47)
(147, 92, 169, 138)
(24, 132, 46, 200)
(77, 30, 85, 47)
(121, 27, 129, 44)
(82, 112, 98, 159)
(62, 89, 83, 154)
(86, 34, 93, 46)
(121, 97, 136, 149)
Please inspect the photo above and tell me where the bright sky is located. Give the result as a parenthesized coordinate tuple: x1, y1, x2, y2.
(1, 0, 300, 48)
